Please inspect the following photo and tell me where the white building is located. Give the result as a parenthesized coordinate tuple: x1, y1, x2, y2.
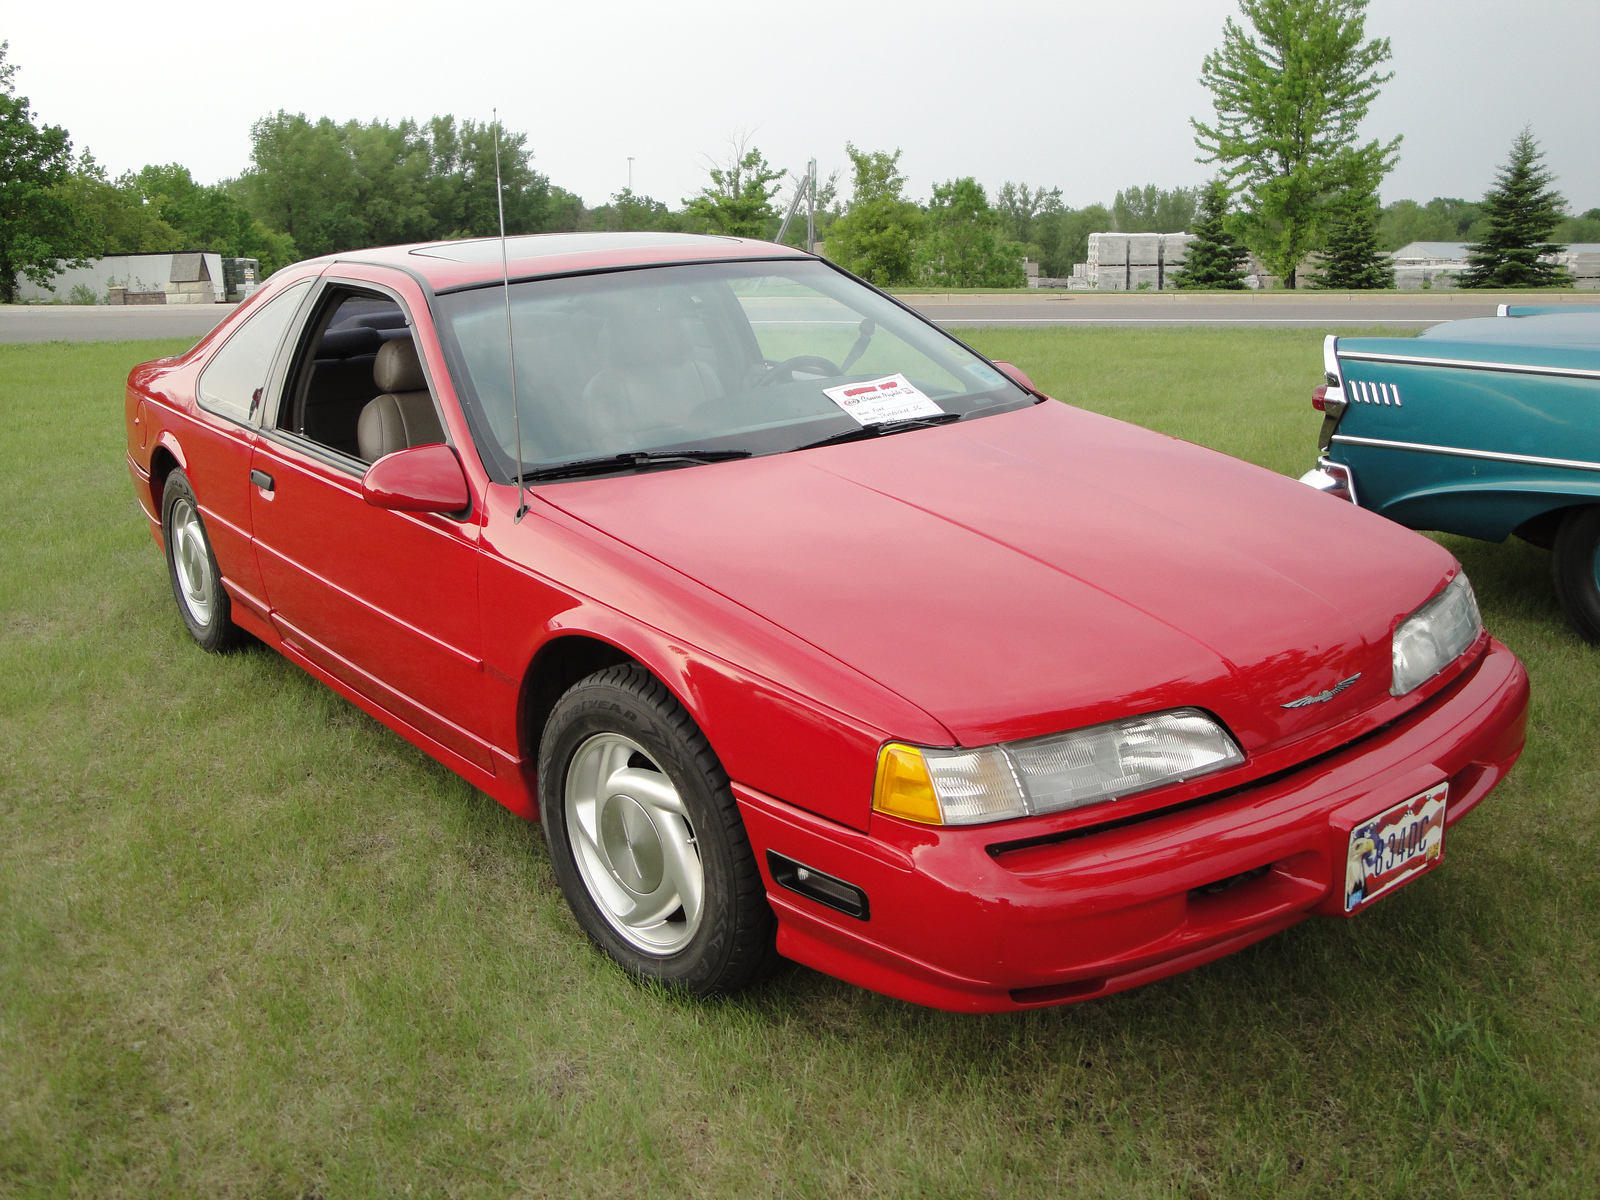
(17, 251, 233, 304)
(1390, 241, 1600, 290)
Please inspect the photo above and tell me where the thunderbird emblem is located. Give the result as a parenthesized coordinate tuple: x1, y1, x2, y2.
(1281, 673, 1361, 709)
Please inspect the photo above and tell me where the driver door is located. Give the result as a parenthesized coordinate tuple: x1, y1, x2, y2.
(248, 276, 493, 771)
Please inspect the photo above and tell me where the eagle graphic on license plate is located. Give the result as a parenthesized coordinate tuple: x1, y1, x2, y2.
(1345, 782, 1448, 913)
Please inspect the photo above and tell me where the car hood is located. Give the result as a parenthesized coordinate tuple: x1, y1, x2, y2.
(539, 402, 1456, 750)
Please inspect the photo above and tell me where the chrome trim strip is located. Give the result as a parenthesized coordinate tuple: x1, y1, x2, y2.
(1337, 349, 1600, 381)
(1330, 434, 1600, 474)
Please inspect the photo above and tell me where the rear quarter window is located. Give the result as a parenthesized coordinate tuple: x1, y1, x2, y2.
(197, 281, 313, 422)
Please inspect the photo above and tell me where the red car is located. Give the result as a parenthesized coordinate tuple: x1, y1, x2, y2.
(125, 233, 1529, 1011)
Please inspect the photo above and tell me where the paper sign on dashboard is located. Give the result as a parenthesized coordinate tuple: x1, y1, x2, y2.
(823, 374, 945, 427)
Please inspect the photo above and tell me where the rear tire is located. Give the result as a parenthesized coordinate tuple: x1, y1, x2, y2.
(538, 664, 779, 996)
(1552, 506, 1600, 643)
(161, 469, 241, 653)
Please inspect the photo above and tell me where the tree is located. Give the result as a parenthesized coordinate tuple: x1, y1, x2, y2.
(234, 112, 364, 258)
(1555, 210, 1600, 245)
(0, 42, 98, 302)
(57, 161, 185, 256)
(231, 111, 579, 260)
(1031, 204, 1112, 277)
(1112, 184, 1199, 232)
(1168, 180, 1250, 290)
(1193, 0, 1400, 287)
(1459, 128, 1570, 289)
(683, 141, 783, 238)
(994, 181, 1063, 244)
(1377, 197, 1485, 251)
(1306, 193, 1394, 288)
(589, 188, 682, 233)
(915, 178, 1025, 288)
(823, 144, 924, 286)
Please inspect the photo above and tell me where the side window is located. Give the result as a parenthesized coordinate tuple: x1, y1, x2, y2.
(197, 281, 312, 422)
(280, 288, 441, 462)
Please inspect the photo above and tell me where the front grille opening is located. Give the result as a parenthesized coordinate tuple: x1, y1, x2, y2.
(1188, 863, 1271, 902)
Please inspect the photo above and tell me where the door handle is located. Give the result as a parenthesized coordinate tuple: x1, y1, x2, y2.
(250, 469, 275, 490)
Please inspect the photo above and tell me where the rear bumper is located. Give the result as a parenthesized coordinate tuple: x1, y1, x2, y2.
(737, 637, 1528, 1012)
(1299, 456, 1357, 505)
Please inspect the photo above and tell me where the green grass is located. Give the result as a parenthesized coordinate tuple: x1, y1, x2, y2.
(2, 331, 1598, 1198)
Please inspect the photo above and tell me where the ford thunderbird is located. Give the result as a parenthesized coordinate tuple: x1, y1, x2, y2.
(126, 233, 1529, 1011)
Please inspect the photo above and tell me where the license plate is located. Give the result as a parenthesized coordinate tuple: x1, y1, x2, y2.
(1344, 782, 1447, 913)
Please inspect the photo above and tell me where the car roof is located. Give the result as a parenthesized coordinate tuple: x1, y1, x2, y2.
(319, 231, 813, 293)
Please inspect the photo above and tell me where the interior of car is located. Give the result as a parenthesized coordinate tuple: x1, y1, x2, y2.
(279, 290, 444, 462)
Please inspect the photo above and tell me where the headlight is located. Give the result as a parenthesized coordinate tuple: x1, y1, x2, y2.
(873, 709, 1244, 827)
(1391, 573, 1482, 696)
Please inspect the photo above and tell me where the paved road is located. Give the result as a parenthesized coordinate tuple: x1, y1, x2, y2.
(4, 292, 1596, 342)
(0, 304, 236, 343)
(900, 291, 1599, 328)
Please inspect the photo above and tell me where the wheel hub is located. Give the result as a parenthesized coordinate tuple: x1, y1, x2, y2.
(564, 731, 703, 954)
(600, 794, 665, 894)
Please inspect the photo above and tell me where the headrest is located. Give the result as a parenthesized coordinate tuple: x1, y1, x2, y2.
(373, 338, 426, 394)
(317, 326, 382, 359)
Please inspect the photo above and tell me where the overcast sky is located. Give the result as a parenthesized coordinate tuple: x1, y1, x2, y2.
(5, 0, 1597, 213)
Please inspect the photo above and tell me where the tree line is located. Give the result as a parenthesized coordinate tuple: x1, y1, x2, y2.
(3, 5, 1596, 304)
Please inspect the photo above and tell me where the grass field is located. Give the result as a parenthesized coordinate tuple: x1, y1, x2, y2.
(2, 330, 1597, 1198)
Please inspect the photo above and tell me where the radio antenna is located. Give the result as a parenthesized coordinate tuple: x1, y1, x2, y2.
(493, 109, 527, 522)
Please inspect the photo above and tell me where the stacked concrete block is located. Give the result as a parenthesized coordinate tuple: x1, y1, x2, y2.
(1160, 233, 1195, 265)
(1125, 234, 1161, 267)
(1081, 232, 1200, 290)
(1565, 245, 1600, 288)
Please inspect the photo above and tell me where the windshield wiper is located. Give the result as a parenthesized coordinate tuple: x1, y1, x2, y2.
(793, 412, 963, 452)
(524, 449, 751, 482)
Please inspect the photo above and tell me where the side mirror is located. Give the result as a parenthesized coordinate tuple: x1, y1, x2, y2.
(993, 361, 1040, 394)
(362, 443, 471, 514)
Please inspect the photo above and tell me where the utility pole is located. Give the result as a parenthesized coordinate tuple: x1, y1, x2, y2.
(777, 159, 820, 252)
(806, 158, 817, 255)
(627, 157, 634, 193)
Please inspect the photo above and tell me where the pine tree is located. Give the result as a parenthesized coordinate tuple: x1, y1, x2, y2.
(1169, 180, 1250, 290)
(1460, 128, 1569, 289)
(1307, 195, 1394, 288)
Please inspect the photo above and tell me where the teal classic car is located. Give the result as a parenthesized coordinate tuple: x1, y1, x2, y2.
(1301, 306, 1600, 641)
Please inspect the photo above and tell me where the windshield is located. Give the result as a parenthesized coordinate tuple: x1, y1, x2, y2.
(435, 259, 1034, 481)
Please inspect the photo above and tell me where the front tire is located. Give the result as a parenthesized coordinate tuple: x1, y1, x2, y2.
(1552, 506, 1600, 643)
(161, 469, 241, 653)
(538, 664, 778, 996)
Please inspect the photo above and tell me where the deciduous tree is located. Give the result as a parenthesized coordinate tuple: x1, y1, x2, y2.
(1377, 197, 1484, 251)
(1112, 185, 1199, 233)
(1459, 128, 1570, 289)
(994, 182, 1063, 244)
(916, 178, 1024, 288)
(823, 145, 924, 287)
(0, 43, 97, 302)
(683, 141, 783, 239)
(1192, 0, 1400, 287)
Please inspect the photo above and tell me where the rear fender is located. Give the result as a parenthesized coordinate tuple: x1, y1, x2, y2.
(1378, 478, 1600, 543)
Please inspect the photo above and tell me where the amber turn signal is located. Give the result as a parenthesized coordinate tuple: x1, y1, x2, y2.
(872, 743, 943, 825)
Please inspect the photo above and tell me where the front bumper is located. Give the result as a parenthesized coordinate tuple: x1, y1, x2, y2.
(737, 637, 1528, 1012)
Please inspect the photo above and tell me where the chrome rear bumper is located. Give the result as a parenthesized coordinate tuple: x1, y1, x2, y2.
(1298, 457, 1357, 505)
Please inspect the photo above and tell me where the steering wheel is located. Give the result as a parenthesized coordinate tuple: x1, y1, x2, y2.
(752, 355, 844, 387)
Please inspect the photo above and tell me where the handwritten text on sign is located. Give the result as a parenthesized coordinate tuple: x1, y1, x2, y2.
(822, 374, 945, 427)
